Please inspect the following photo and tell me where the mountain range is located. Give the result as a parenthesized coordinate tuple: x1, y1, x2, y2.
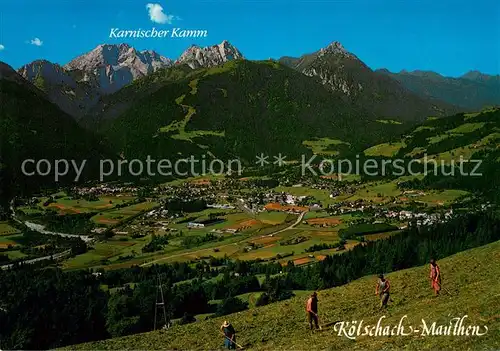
(377, 69, 500, 110)
(12, 40, 499, 126)
(278, 42, 455, 121)
(1, 39, 499, 201)
(16, 42, 243, 119)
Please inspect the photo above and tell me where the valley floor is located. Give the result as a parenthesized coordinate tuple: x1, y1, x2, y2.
(68, 240, 500, 350)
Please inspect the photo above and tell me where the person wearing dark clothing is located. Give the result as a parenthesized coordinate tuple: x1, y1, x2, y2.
(220, 321, 236, 349)
(306, 292, 319, 329)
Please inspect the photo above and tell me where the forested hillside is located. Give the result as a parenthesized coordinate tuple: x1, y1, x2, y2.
(378, 69, 500, 110)
(103, 60, 408, 162)
(0, 63, 109, 202)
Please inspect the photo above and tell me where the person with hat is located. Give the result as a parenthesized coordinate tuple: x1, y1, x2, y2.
(375, 274, 390, 308)
(305, 291, 319, 330)
(220, 320, 236, 349)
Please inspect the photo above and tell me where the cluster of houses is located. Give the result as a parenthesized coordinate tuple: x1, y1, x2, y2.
(384, 209, 454, 226)
(72, 184, 139, 196)
(77, 177, 458, 240)
(210, 228, 239, 234)
(187, 218, 226, 229)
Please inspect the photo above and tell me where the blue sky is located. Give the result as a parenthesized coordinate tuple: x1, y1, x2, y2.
(0, 0, 498, 76)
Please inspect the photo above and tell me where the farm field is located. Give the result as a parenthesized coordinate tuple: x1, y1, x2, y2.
(0, 235, 18, 249)
(0, 222, 21, 236)
(424, 132, 499, 163)
(162, 174, 226, 187)
(447, 122, 486, 134)
(303, 211, 331, 220)
(363, 230, 400, 241)
(19, 195, 136, 216)
(334, 179, 468, 207)
(302, 137, 349, 155)
(236, 228, 343, 262)
(64, 206, 296, 270)
(63, 237, 151, 270)
(95, 211, 304, 269)
(414, 189, 469, 206)
(254, 211, 289, 224)
(274, 186, 334, 205)
(364, 141, 406, 157)
(132, 234, 252, 267)
(263, 203, 308, 212)
(6, 250, 28, 260)
(91, 201, 160, 226)
(304, 217, 342, 226)
(338, 180, 401, 203)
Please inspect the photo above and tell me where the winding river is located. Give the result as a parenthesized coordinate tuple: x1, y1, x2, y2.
(22, 221, 93, 243)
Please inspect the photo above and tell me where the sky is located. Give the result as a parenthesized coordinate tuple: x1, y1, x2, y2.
(0, 0, 498, 77)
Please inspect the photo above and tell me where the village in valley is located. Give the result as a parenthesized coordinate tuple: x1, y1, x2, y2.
(1, 166, 467, 273)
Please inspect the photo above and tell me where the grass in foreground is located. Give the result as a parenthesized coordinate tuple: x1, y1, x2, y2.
(69, 240, 500, 350)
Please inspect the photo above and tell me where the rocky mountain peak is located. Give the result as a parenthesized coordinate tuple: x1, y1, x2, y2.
(461, 70, 499, 82)
(16, 58, 101, 118)
(62, 43, 173, 93)
(65, 43, 136, 71)
(326, 41, 345, 50)
(462, 70, 483, 80)
(13, 41, 243, 121)
(176, 40, 243, 69)
(18, 60, 76, 88)
(319, 41, 353, 58)
(399, 70, 444, 80)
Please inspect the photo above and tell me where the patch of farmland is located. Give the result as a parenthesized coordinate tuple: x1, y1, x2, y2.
(0, 222, 21, 236)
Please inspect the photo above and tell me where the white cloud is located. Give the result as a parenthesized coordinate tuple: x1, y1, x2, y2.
(146, 3, 174, 24)
(0, 44, 4, 51)
(30, 37, 43, 46)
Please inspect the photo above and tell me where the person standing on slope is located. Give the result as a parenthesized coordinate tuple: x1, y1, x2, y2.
(429, 258, 441, 296)
(375, 274, 390, 309)
(306, 291, 319, 330)
(220, 321, 237, 349)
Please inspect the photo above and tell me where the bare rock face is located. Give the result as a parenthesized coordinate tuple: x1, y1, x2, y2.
(65, 44, 173, 93)
(282, 41, 365, 97)
(17, 60, 100, 118)
(177, 40, 243, 69)
(317, 41, 355, 59)
(19, 60, 76, 87)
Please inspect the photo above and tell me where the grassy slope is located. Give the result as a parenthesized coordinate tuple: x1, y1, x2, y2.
(71, 241, 500, 350)
(365, 108, 499, 160)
